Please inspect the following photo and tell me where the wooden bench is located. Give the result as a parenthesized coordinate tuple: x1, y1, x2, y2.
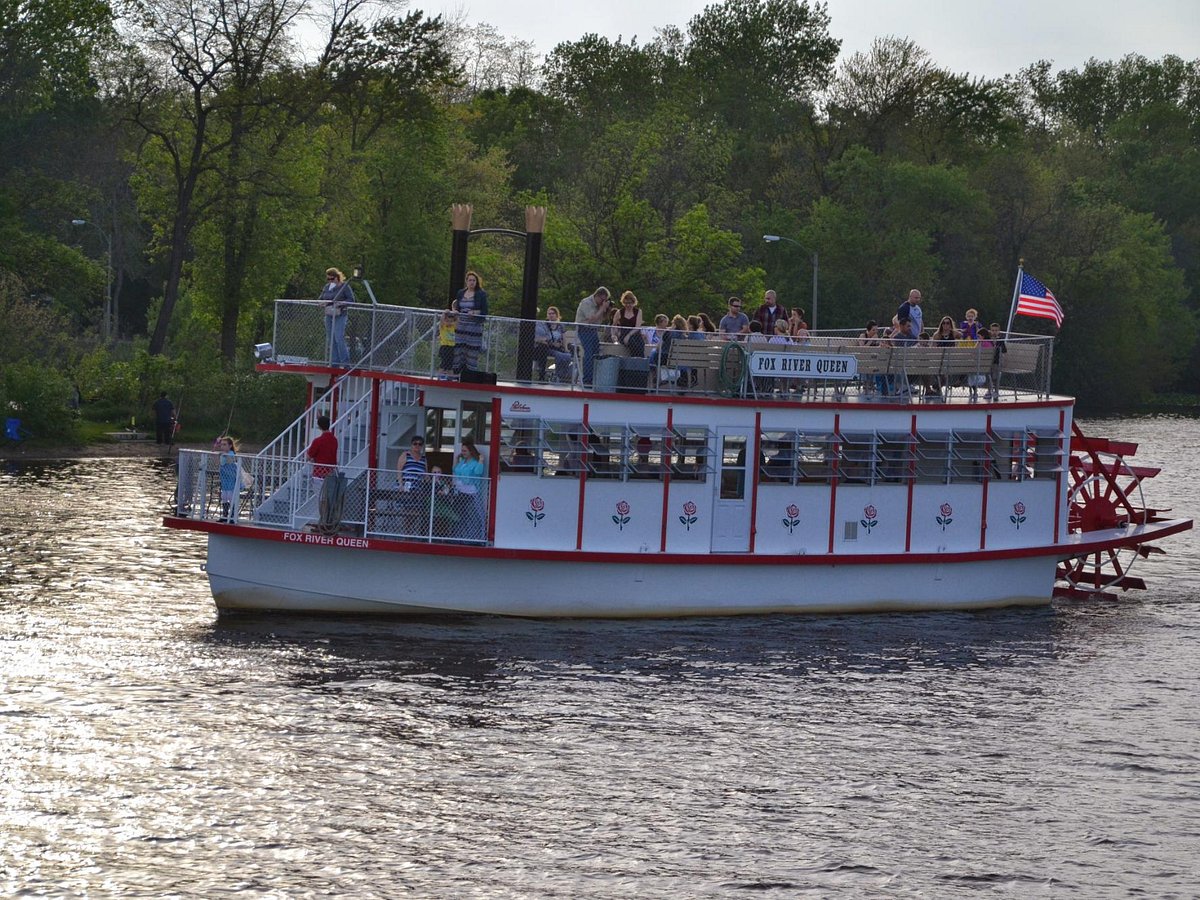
(659, 339, 741, 394)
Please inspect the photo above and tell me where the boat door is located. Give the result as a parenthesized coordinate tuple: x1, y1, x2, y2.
(711, 429, 753, 552)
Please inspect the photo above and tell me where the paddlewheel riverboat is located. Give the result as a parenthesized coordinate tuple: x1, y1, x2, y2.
(164, 211, 1190, 616)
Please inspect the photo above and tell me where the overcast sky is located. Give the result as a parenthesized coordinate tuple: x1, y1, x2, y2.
(431, 0, 1199, 79)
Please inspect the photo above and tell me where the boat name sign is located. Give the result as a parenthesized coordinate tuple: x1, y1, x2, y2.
(748, 351, 857, 379)
(283, 531, 371, 548)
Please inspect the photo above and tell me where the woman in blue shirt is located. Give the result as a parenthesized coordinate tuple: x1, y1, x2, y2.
(453, 438, 486, 542)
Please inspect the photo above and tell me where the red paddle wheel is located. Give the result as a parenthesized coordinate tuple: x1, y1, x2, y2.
(1054, 421, 1170, 599)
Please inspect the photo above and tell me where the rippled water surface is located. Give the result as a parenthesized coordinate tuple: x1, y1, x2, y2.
(2, 416, 1199, 897)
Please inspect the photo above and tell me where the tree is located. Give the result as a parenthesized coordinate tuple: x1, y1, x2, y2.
(120, 0, 400, 358)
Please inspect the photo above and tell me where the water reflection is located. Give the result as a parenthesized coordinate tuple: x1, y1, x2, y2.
(1, 440, 1197, 897)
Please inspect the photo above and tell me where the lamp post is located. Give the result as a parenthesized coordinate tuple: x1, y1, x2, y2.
(763, 234, 818, 331)
(72, 218, 114, 341)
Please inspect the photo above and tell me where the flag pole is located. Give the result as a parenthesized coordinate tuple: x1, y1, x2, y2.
(1004, 259, 1024, 335)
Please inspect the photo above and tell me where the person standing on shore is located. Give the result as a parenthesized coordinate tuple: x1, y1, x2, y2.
(152, 393, 175, 445)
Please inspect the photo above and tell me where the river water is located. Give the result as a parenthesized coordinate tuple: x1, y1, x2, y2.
(2, 416, 1198, 897)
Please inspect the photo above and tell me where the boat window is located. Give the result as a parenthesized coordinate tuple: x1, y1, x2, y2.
(587, 425, 624, 479)
(914, 431, 952, 484)
(877, 431, 914, 483)
(500, 417, 540, 475)
(795, 432, 835, 483)
(719, 434, 748, 499)
(837, 432, 876, 484)
(760, 430, 797, 484)
(670, 425, 712, 483)
(543, 420, 585, 478)
(627, 426, 668, 482)
(951, 430, 992, 483)
(1029, 429, 1064, 479)
(460, 400, 492, 448)
(991, 430, 1029, 481)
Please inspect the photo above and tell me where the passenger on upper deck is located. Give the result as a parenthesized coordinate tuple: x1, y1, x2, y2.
(891, 318, 917, 346)
(788, 308, 809, 342)
(534, 306, 574, 382)
(612, 291, 646, 356)
(932, 317, 959, 345)
(753, 290, 788, 334)
(436, 310, 456, 377)
(452, 271, 488, 375)
(575, 286, 611, 386)
(960, 308, 980, 341)
(320, 267, 356, 366)
(897, 288, 924, 338)
(719, 297, 749, 337)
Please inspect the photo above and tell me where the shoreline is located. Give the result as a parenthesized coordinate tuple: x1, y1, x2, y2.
(0, 441, 263, 461)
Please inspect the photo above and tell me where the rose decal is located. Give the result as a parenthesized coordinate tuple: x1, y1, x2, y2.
(1010, 501, 1026, 530)
(613, 499, 631, 531)
(526, 496, 545, 527)
(937, 502, 953, 531)
(679, 500, 698, 531)
(783, 503, 800, 534)
(861, 504, 878, 534)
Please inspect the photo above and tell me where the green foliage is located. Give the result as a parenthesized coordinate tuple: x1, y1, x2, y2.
(804, 147, 992, 328)
(0, 0, 114, 119)
(0, 360, 79, 439)
(0, 0, 1196, 422)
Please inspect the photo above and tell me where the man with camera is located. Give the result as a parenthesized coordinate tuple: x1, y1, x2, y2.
(575, 286, 611, 386)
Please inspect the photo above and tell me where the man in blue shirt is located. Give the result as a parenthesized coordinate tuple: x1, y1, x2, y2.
(719, 297, 750, 336)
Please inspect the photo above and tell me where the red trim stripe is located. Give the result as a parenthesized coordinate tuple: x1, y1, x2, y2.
(827, 413, 840, 553)
(980, 413, 992, 550)
(488, 396, 501, 543)
(749, 411, 762, 552)
(1054, 408, 1065, 543)
(167, 515, 1191, 565)
(905, 414, 916, 552)
(660, 407, 673, 552)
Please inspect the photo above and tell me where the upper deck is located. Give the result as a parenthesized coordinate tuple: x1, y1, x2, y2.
(260, 299, 1056, 405)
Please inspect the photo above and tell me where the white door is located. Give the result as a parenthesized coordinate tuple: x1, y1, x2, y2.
(711, 430, 752, 552)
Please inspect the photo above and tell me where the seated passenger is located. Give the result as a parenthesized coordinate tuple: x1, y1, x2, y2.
(509, 439, 536, 472)
(611, 291, 646, 356)
(534, 306, 574, 381)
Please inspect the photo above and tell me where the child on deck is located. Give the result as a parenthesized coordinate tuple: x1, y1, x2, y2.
(437, 310, 457, 378)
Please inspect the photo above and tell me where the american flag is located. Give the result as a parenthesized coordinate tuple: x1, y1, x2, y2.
(1016, 272, 1063, 327)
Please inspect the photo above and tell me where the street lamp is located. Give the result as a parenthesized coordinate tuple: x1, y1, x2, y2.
(763, 234, 819, 331)
(72, 218, 114, 341)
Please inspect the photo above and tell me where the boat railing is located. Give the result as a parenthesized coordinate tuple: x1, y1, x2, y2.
(265, 299, 1055, 401)
(174, 449, 491, 545)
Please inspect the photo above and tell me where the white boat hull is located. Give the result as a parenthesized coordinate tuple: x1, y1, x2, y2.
(206, 532, 1055, 617)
